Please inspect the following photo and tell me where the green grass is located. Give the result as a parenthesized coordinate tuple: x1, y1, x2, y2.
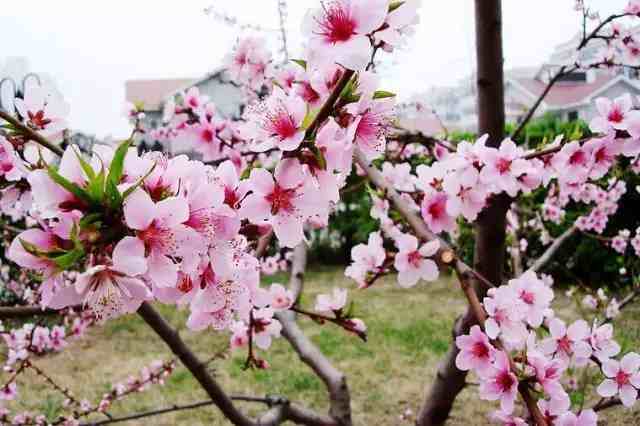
(4, 267, 640, 425)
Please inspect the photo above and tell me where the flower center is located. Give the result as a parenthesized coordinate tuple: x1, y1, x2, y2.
(496, 370, 515, 392)
(27, 110, 52, 130)
(608, 107, 624, 123)
(471, 341, 490, 359)
(318, 2, 357, 44)
(266, 184, 296, 215)
(427, 198, 446, 219)
(407, 250, 422, 267)
(201, 128, 215, 143)
(616, 370, 631, 386)
(520, 290, 535, 305)
(496, 157, 512, 174)
(557, 335, 572, 354)
(266, 108, 298, 140)
(569, 150, 587, 165)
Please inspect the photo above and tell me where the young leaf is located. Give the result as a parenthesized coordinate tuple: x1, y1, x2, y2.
(107, 139, 131, 187)
(291, 59, 307, 69)
(47, 165, 93, 205)
(52, 246, 85, 270)
(373, 90, 397, 100)
(72, 146, 96, 181)
(389, 1, 405, 12)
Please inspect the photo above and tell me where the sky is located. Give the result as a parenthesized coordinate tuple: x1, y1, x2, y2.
(0, 0, 628, 139)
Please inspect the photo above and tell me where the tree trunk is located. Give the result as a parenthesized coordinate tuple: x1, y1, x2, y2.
(417, 2, 506, 425)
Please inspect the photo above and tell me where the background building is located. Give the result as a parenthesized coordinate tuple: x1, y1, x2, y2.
(413, 30, 640, 132)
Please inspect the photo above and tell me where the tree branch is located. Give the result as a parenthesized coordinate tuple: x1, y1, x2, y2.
(79, 400, 217, 426)
(528, 225, 578, 273)
(0, 110, 65, 156)
(136, 302, 254, 426)
(275, 243, 349, 426)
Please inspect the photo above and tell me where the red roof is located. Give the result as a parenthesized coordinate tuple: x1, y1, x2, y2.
(513, 73, 617, 107)
(125, 78, 195, 111)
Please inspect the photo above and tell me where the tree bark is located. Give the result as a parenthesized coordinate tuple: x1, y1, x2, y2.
(276, 243, 351, 426)
(417, 2, 506, 425)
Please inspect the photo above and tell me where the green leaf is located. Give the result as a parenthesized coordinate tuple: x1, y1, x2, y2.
(291, 59, 307, 70)
(79, 212, 104, 229)
(52, 246, 85, 270)
(47, 166, 92, 205)
(107, 139, 131, 188)
(388, 1, 405, 12)
(373, 90, 396, 100)
(72, 146, 96, 181)
(240, 165, 252, 180)
(302, 107, 319, 130)
(105, 179, 123, 209)
(311, 145, 327, 171)
(19, 239, 65, 258)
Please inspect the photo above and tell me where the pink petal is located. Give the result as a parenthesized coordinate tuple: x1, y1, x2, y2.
(113, 236, 147, 276)
(156, 196, 189, 227)
(124, 189, 156, 230)
(147, 254, 178, 288)
(596, 379, 618, 397)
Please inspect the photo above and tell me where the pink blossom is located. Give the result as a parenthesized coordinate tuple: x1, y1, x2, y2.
(509, 271, 554, 328)
(0, 382, 17, 400)
(0, 137, 24, 182)
(51, 263, 152, 322)
(393, 234, 439, 288)
(345, 232, 386, 287)
(590, 94, 640, 135)
(455, 325, 496, 374)
(374, 0, 420, 50)
(590, 323, 621, 362)
(117, 189, 200, 289)
(304, 0, 387, 70)
(268, 283, 294, 311)
(478, 351, 518, 413)
(556, 410, 597, 426)
(240, 158, 321, 248)
(252, 308, 282, 350)
(483, 286, 527, 345)
(315, 287, 348, 313)
(382, 162, 415, 192)
(489, 411, 527, 426)
(14, 84, 69, 142)
(421, 192, 456, 234)
(551, 141, 592, 185)
(597, 352, 640, 407)
(479, 139, 530, 197)
(528, 352, 567, 398)
(540, 319, 592, 366)
(229, 321, 249, 350)
(347, 96, 394, 161)
(246, 87, 306, 152)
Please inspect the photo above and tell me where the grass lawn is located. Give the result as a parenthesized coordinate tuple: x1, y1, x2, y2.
(5, 266, 640, 425)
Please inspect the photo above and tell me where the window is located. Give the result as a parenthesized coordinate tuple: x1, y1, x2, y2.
(568, 110, 579, 121)
(558, 72, 587, 83)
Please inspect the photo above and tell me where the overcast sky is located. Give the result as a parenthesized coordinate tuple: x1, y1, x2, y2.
(0, 0, 627, 139)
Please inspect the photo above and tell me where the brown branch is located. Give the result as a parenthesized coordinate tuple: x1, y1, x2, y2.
(304, 70, 355, 139)
(136, 302, 254, 426)
(0, 110, 64, 157)
(79, 400, 216, 426)
(275, 243, 348, 426)
(592, 397, 622, 412)
(528, 225, 578, 273)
